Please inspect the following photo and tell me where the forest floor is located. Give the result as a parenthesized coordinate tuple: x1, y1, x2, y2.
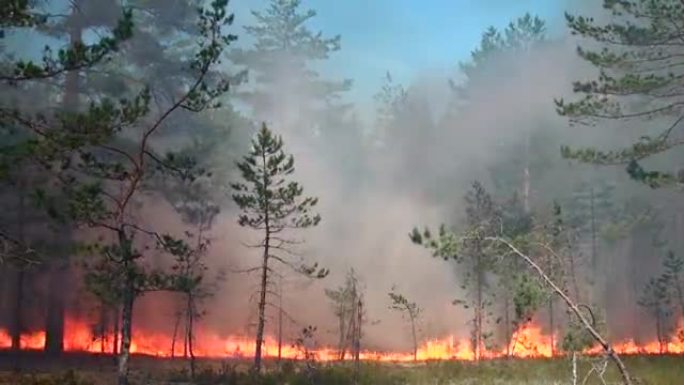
(0, 351, 682, 385)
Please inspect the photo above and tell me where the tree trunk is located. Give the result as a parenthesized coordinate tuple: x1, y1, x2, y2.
(277, 275, 283, 363)
(655, 309, 664, 354)
(549, 299, 555, 355)
(117, 282, 135, 385)
(11, 179, 27, 353)
(11, 269, 24, 351)
(45, 1, 82, 355)
(117, 230, 136, 385)
(171, 309, 181, 358)
(410, 314, 417, 362)
(354, 299, 362, 377)
(504, 292, 511, 357)
(253, 249, 269, 372)
(337, 315, 346, 360)
(493, 237, 635, 385)
(186, 293, 196, 379)
(45, 262, 66, 355)
(474, 258, 484, 361)
(113, 306, 120, 355)
(253, 149, 271, 373)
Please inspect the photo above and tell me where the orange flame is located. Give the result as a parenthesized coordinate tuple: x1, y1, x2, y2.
(1, 317, 682, 361)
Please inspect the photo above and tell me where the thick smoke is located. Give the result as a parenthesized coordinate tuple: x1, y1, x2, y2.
(3, 0, 682, 353)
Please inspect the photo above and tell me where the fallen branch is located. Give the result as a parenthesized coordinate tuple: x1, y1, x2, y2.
(487, 237, 634, 385)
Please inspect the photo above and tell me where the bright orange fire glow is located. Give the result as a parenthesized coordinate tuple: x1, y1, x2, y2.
(1, 317, 683, 361)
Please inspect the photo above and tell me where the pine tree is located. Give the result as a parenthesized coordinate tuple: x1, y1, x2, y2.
(231, 123, 328, 372)
(557, 0, 684, 189)
(638, 276, 673, 353)
(15, 2, 237, 383)
(228, 0, 355, 163)
(1, 0, 135, 356)
(451, 13, 548, 210)
(411, 181, 501, 361)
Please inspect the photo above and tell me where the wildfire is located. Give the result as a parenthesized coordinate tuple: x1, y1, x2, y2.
(1, 317, 683, 361)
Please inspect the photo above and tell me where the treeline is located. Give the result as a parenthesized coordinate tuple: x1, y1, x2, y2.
(1, 1, 684, 385)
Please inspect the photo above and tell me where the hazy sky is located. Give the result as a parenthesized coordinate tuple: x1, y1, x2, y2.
(231, 0, 569, 120)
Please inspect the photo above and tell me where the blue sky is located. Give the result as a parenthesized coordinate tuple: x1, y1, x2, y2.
(230, 0, 569, 118)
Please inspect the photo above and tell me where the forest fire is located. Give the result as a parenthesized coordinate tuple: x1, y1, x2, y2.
(1, 317, 683, 362)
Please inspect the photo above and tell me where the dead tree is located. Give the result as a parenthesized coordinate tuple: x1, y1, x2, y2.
(411, 227, 635, 385)
(388, 287, 421, 361)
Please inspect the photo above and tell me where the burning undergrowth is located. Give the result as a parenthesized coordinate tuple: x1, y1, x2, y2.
(1, 315, 682, 362)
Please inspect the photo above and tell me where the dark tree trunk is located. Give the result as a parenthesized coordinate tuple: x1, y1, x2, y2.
(10, 269, 24, 351)
(112, 306, 120, 355)
(11, 180, 27, 353)
(44, 1, 82, 355)
(44, 262, 66, 355)
(185, 293, 196, 379)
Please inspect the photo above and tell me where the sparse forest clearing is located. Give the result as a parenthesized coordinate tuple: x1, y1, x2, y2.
(2, 0, 684, 385)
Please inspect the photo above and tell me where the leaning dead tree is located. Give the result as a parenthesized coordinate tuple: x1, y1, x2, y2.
(411, 227, 634, 385)
(388, 286, 421, 361)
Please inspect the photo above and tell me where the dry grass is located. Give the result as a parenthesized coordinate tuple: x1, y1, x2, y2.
(0, 353, 681, 385)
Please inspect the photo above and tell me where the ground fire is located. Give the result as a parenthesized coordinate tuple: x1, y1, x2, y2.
(1, 316, 682, 362)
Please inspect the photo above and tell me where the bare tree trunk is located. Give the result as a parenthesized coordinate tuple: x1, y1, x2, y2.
(117, 230, 136, 385)
(46, 2, 82, 355)
(171, 309, 181, 358)
(504, 294, 511, 357)
(492, 237, 634, 385)
(11, 270, 24, 352)
(655, 310, 664, 354)
(113, 306, 119, 355)
(549, 299, 555, 355)
(186, 293, 196, 379)
(277, 275, 283, 364)
(117, 282, 134, 385)
(45, 263, 66, 355)
(11, 180, 27, 354)
(337, 315, 346, 360)
(410, 314, 417, 362)
(354, 298, 362, 380)
(474, 262, 484, 361)
(254, 249, 269, 372)
(99, 303, 108, 354)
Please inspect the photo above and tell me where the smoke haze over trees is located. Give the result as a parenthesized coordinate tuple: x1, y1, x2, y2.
(1, 1, 683, 378)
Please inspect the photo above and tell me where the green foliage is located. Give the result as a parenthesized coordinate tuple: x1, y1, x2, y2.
(511, 273, 546, 326)
(388, 288, 421, 321)
(232, 123, 322, 237)
(640, 251, 684, 324)
(455, 13, 546, 93)
(1, 6, 133, 83)
(557, 0, 684, 189)
(228, 0, 354, 155)
(562, 306, 604, 353)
